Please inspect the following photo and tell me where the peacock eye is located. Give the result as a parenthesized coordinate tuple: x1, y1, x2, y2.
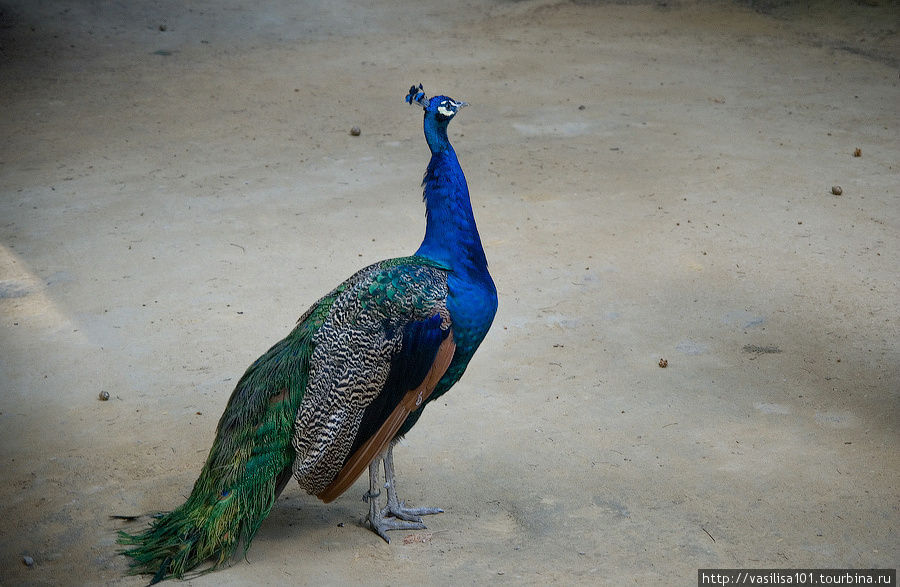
(437, 102, 455, 117)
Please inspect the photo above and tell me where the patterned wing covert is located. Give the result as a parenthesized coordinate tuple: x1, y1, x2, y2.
(291, 257, 451, 495)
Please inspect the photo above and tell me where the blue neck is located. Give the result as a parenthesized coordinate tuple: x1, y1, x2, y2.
(414, 118, 489, 276)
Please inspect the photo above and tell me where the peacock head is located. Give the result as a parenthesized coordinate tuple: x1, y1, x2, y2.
(405, 83, 467, 124)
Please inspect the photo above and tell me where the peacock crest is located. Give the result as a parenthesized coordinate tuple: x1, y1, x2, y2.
(405, 83, 428, 107)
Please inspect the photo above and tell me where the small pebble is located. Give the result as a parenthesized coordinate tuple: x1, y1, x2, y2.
(23, 555, 34, 567)
(658, 358, 668, 368)
(350, 126, 361, 136)
(578, 105, 586, 110)
(159, 24, 167, 32)
(831, 185, 843, 195)
(853, 147, 861, 157)
(98, 390, 110, 401)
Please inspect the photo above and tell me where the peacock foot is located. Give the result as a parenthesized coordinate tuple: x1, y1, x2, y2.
(367, 506, 427, 542)
(364, 444, 443, 543)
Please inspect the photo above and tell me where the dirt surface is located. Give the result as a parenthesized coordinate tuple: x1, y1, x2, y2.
(1, 0, 897, 584)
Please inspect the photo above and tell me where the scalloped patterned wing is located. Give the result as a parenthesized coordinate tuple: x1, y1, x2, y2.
(290, 257, 451, 495)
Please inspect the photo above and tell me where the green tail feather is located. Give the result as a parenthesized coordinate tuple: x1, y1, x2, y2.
(118, 305, 329, 582)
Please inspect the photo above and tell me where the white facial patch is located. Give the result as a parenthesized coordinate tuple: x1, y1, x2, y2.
(437, 103, 456, 117)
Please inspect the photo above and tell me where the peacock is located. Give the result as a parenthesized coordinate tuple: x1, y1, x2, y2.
(117, 84, 498, 583)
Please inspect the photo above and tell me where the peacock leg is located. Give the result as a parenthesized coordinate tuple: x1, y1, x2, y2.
(381, 443, 443, 521)
(364, 445, 440, 542)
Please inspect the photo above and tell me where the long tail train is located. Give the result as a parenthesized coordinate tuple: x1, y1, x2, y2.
(118, 328, 312, 583)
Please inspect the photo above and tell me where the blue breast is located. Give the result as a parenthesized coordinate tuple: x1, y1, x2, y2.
(436, 270, 497, 394)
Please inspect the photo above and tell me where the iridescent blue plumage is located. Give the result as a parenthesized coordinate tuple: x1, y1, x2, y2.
(401, 88, 497, 435)
(118, 85, 496, 581)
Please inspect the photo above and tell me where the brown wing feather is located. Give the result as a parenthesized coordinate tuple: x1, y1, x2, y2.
(316, 331, 456, 503)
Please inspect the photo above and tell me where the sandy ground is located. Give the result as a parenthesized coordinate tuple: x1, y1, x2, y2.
(1, 0, 898, 584)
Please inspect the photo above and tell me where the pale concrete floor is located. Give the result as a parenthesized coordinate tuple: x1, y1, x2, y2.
(1, 1, 897, 584)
